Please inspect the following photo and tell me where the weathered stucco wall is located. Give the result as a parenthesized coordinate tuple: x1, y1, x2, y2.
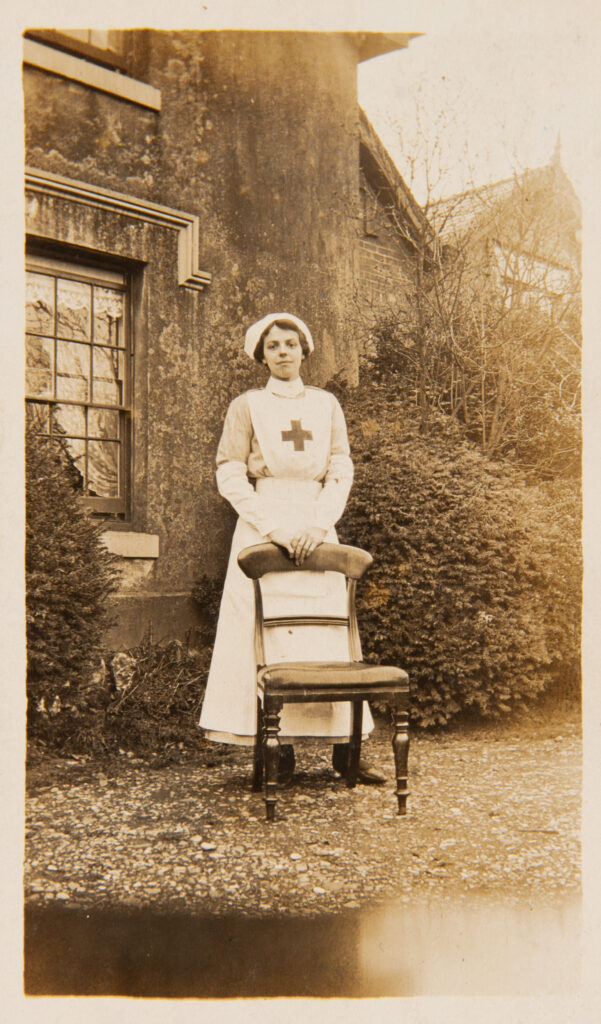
(139, 31, 360, 384)
(24, 30, 364, 646)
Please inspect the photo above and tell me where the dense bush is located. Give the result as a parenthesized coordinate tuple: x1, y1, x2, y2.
(26, 426, 120, 747)
(26, 421, 214, 758)
(93, 576, 218, 758)
(331, 379, 581, 727)
(100, 631, 210, 759)
(191, 572, 224, 652)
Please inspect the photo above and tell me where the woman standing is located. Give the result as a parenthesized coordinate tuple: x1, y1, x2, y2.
(199, 313, 385, 785)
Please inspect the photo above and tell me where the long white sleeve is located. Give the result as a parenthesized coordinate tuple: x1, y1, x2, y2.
(215, 395, 279, 536)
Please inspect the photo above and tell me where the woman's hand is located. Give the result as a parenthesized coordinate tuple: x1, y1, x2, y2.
(267, 527, 297, 556)
(291, 527, 327, 566)
(267, 526, 327, 565)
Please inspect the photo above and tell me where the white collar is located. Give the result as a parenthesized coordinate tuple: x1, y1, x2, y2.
(266, 375, 305, 398)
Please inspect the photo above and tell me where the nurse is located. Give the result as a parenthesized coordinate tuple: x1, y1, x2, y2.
(199, 313, 385, 785)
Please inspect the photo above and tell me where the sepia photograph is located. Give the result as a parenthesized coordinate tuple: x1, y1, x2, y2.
(4, 0, 599, 1018)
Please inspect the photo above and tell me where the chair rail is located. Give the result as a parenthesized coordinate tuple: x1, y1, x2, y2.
(263, 615, 349, 628)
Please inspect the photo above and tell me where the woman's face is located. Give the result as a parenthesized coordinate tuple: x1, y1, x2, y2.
(262, 324, 304, 380)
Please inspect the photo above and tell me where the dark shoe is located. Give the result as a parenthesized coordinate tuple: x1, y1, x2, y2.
(278, 744, 295, 787)
(356, 760, 387, 785)
(332, 743, 386, 785)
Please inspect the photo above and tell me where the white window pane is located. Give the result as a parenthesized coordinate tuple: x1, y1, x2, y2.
(26, 335, 54, 398)
(59, 29, 111, 50)
(52, 404, 86, 438)
(26, 273, 55, 334)
(61, 437, 86, 490)
(26, 402, 50, 433)
(92, 347, 123, 405)
(88, 440, 119, 498)
(88, 407, 120, 440)
(94, 287, 124, 346)
(57, 279, 91, 341)
(57, 340, 90, 401)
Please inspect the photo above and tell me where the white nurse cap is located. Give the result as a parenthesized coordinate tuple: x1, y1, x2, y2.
(243, 313, 314, 360)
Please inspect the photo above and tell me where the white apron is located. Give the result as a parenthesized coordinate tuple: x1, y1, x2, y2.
(199, 389, 374, 746)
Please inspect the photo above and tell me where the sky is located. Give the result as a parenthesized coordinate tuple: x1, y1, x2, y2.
(358, 9, 597, 205)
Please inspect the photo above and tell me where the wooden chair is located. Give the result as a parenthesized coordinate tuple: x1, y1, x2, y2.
(237, 542, 410, 822)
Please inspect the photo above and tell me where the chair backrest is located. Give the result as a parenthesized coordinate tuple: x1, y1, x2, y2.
(237, 542, 373, 665)
(237, 542, 373, 581)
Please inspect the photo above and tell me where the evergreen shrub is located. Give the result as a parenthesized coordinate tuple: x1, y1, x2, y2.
(102, 631, 210, 759)
(95, 572, 223, 759)
(191, 572, 223, 653)
(332, 380, 581, 727)
(26, 425, 119, 747)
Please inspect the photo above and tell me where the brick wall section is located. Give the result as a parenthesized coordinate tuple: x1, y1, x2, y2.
(358, 172, 415, 325)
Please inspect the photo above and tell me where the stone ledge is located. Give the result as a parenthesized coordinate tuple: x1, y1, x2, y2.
(23, 39, 162, 111)
(25, 167, 213, 292)
(102, 531, 159, 559)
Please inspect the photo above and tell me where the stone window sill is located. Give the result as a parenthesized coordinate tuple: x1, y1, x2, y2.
(23, 39, 161, 111)
(102, 531, 159, 559)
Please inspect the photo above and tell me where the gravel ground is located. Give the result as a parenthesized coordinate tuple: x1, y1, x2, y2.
(25, 701, 581, 916)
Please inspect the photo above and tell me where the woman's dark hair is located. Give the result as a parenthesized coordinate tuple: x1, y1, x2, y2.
(254, 318, 311, 363)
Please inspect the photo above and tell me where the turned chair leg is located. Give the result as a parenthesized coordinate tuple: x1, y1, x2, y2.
(252, 698, 264, 792)
(347, 699, 363, 788)
(263, 694, 283, 822)
(392, 703, 410, 815)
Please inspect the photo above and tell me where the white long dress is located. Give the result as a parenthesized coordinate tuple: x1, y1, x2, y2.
(199, 374, 374, 746)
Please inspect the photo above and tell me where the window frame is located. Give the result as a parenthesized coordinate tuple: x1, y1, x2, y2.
(25, 251, 133, 518)
(360, 185, 379, 239)
(23, 28, 129, 73)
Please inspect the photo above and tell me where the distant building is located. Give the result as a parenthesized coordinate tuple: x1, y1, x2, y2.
(425, 153, 581, 473)
(23, 28, 422, 646)
(430, 150, 581, 318)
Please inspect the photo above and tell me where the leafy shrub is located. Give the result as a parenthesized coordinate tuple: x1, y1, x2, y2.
(331, 379, 581, 727)
(26, 425, 120, 747)
(101, 631, 210, 759)
(26, 419, 214, 758)
(191, 573, 223, 649)
(363, 284, 582, 480)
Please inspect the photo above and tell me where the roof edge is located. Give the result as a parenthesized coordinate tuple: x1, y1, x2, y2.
(348, 31, 423, 63)
(359, 108, 433, 255)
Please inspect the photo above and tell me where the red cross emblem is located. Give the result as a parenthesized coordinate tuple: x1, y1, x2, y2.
(281, 419, 313, 451)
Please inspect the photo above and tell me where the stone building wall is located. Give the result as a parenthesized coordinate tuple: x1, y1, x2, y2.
(23, 30, 369, 646)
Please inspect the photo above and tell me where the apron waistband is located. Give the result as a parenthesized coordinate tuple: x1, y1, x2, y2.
(255, 477, 322, 501)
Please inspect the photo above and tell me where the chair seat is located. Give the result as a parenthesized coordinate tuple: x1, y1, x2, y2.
(258, 661, 409, 689)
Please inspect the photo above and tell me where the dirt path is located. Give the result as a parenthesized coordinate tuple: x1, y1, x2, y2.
(25, 702, 580, 916)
